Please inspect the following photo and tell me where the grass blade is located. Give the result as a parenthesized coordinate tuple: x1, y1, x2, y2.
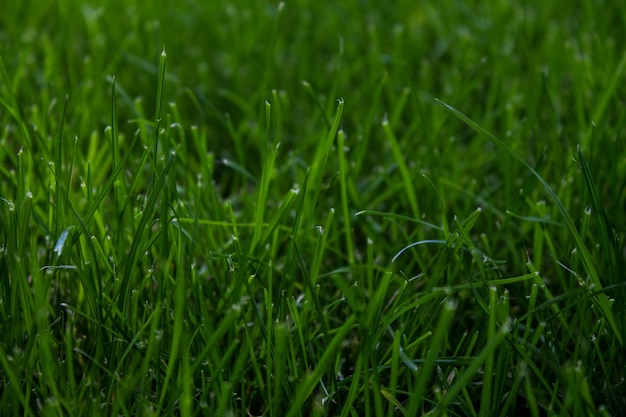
(435, 99, 623, 345)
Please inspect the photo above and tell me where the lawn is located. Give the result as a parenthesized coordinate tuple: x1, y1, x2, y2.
(0, 1, 625, 416)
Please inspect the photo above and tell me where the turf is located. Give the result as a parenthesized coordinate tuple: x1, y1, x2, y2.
(1, 1, 625, 416)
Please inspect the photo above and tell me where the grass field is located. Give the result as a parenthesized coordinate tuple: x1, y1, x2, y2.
(1, 1, 625, 416)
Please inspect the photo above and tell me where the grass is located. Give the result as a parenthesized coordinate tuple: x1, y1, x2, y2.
(1, 1, 625, 416)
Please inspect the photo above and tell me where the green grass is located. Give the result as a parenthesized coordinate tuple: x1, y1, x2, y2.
(1, 1, 625, 416)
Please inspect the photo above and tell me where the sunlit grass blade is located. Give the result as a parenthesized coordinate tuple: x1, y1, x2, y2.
(109, 77, 123, 227)
(251, 99, 281, 254)
(305, 97, 344, 221)
(381, 116, 420, 218)
(336, 128, 355, 264)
